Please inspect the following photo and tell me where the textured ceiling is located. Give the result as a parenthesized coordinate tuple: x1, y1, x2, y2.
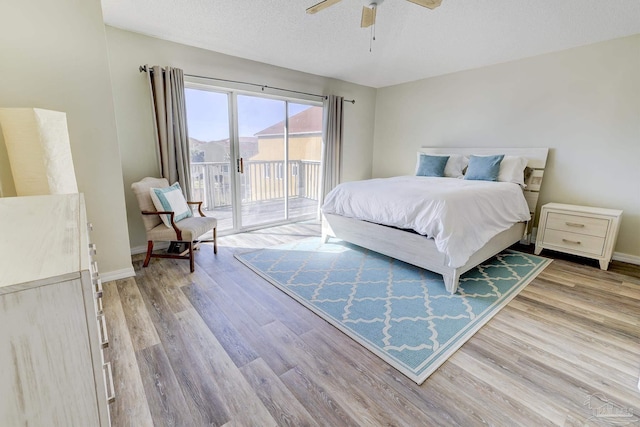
(101, 0, 640, 88)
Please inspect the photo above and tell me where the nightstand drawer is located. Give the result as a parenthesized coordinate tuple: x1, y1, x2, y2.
(542, 229, 605, 256)
(546, 212, 608, 237)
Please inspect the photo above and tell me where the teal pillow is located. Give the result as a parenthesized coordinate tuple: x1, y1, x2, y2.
(416, 154, 449, 177)
(464, 155, 505, 181)
(149, 182, 193, 227)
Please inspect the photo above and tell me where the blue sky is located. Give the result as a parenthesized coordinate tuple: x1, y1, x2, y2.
(185, 88, 312, 141)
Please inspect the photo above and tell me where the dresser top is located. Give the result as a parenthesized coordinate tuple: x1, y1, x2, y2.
(0, 193, 89, 290)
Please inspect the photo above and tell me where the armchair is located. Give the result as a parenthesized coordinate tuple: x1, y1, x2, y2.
(131, 177, 217, 272)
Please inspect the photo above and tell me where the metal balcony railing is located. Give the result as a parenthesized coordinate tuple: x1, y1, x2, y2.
(190, 160, 321, 211)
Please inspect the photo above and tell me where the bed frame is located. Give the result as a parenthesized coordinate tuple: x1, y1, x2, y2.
(322, 147, 549, 294)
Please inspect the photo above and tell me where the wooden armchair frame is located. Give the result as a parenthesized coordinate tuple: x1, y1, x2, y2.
(131, 177, 218, 273)
(141, 201, 217, 272)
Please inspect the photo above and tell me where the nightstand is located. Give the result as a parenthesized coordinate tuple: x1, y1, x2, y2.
(535, 203, 622, 270)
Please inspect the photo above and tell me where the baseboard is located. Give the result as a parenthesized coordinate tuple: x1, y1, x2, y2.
(100, 266, 136, 282)
(130, 245, 148, 255)
(130, 242, 169, 255)
(612, 252, 640, 266)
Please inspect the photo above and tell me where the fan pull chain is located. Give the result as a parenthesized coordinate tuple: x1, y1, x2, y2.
(370, 21, 376, 52)
(370, 25, 373, 52)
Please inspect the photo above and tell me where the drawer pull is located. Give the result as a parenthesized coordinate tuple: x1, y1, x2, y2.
(562, 238, 581, 245)
(565, 222, 585, 228)
(103, 362, 116, 404)
(97, 313, 109, 349)
(94, 278, 104, 315)
(95, 296, 104, 316)
(94, 278, 103, 298)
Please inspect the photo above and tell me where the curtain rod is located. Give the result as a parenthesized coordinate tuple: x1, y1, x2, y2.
(139, 65, 356, 104)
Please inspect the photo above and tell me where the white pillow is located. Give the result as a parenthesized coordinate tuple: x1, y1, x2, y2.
(149, 182, 193, 227)
(498, 156, 529, 187)
(444, 154, 469, 178)
(415, 153, 468, 178)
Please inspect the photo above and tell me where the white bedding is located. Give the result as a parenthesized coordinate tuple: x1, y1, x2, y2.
(321, 176, 531, 268)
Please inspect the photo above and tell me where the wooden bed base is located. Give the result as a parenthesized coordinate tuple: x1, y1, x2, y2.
(322, 213, 525, 294)
(322, 147, 549, 294)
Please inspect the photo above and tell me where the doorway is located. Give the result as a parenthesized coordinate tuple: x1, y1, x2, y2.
(185, 87, 322, 234)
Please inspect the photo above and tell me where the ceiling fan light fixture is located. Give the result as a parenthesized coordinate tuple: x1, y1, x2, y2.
(306, 0, 442, 51)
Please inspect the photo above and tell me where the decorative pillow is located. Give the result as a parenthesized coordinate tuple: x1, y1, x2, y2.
(415, 154, 449, 177)
(498, 156, 529, 187)
(149, 182, 192, 227)
(443, 154, 469, 178)
(416, 152, 468, 178)
(464, 154, 505, 181)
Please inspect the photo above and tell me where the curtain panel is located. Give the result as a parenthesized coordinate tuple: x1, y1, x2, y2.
(320, 95, 344, 204)
(146, 65, 192, 199)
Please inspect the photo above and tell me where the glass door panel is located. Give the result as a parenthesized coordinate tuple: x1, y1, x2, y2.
(287, 103, 323, 220)
(184, 88, 234, 232)
(237, 95, 286, 228)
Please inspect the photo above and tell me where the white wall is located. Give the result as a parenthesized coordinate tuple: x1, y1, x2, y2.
(3, 1, 635, 266)
(0, 0, 134, 277)
(105, 26, 377, 250)
(373, 35, 640, 260)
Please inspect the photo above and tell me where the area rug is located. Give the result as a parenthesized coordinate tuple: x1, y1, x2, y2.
(235, 237, 551, 385)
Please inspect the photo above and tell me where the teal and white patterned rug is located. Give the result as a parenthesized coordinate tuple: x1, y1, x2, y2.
(235, 237, 551, 385)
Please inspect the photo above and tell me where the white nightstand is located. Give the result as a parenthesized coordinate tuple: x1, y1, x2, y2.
(535, 203, 622, 270)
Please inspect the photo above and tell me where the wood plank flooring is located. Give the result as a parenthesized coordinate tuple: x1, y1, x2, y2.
(104, 222, 640, 426)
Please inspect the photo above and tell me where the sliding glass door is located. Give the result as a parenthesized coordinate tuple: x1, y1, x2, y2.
(237, 95, 286, 227)
(185, 86, 322, 233)
(185, 88, 234, 232)
(287, 102, 323, 218)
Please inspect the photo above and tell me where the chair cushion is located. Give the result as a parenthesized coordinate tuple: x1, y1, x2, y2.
(146, 215, 217, 242)
(149, 182, 193, 227)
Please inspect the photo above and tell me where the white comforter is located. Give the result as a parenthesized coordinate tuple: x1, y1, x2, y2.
(321, 176, 531, 268)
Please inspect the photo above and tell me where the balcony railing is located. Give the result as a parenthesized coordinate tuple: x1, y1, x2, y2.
(190, 160, 321, 211)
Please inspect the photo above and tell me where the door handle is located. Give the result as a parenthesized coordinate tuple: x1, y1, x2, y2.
(237, 157, 244, 174)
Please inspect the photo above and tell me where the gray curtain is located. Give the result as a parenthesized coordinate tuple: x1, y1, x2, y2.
(146, 65, 192, 199)
(320, 95, 344, 204)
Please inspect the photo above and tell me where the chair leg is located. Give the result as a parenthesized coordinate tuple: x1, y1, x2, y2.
(189, 241, 195, 273)
(143, 241, 153, 267)
(213, 227, 218, 255)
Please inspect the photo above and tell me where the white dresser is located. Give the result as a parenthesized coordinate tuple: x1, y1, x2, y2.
(0, 194, 112, 426)
(535, 203, 623, 270)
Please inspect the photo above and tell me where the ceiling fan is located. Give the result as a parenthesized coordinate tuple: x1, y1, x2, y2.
(306, 0, 443, 28)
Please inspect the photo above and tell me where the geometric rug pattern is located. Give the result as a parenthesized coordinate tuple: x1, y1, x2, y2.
(235, 237, 551, 384)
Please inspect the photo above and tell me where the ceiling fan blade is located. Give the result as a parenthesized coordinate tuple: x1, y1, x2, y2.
(360, 6, 377, 28)
(306, 0, 342, 14)
(405, 0, 443, 10)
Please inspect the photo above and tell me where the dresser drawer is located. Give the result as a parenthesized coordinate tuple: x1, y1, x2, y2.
(545, 212, 609, 237)
(542, 229, 605, 256)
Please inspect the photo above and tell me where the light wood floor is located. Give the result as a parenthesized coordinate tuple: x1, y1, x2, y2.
(104, 222, 640, 426)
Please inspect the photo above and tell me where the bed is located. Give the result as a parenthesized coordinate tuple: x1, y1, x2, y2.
(321, 147, 549, 294)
